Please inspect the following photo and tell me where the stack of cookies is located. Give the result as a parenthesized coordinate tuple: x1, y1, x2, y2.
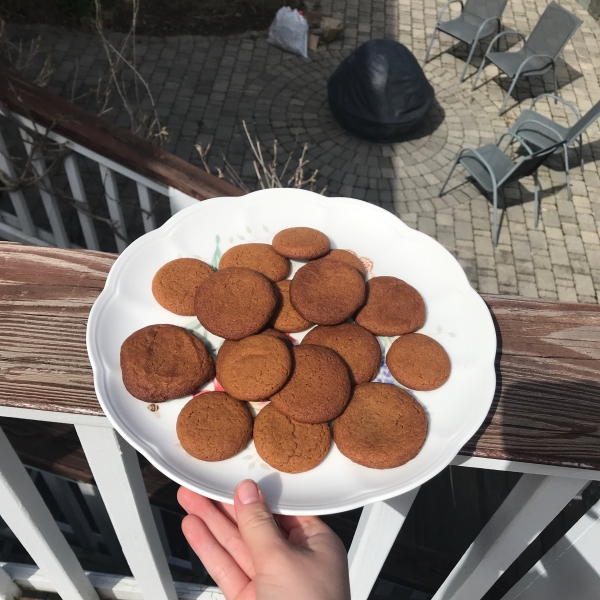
(120, 227, 451, 473)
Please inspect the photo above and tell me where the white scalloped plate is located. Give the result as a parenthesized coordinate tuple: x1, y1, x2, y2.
(87, 188, 496, 515)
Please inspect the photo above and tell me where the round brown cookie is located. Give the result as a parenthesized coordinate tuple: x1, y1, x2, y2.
(272, 227, 330, 260)
(386, 333, 451, 391)
(216, 335, 292, 401)
(270, 344, 351, 423)
(195, 267, 277, 340)
(254, 403, 331, 473)
(302, 322, 381, 384)
(219, 243, 290, 282)
(152, 258, 214, 316)
(289, 259, 366, 325)
(120, 324, 215, 402)
(324, 249, 367, 277)
(217, 328, 290, 364)
(334, 383, 428, 469)
(176, 392, 252, 461)
(355, 276, 426, 336)
(271, 280, 313, 333)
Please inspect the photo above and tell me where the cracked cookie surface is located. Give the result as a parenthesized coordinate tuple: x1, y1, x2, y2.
(254, 403, 331, 473)
(334, 383, 428, 469)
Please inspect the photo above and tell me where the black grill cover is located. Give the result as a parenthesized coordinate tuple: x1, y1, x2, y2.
(328, 40, 435, 142)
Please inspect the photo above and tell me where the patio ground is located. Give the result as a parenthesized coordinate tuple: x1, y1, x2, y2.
(5, 0, 600, 303)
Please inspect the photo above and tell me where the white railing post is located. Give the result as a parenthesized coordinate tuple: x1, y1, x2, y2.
(98, 165, 128, 252)
(432, 474, 589, 600)
(64, 154, 100, 251)
(501, 495, 600, 600)
(0, 128, 36, 238)
(348, 488, 421, 600)
(136, 182, 157, 233)
(75, 424, 178, 600)
(0, 564, 20, 600)
(19, 129, 70, 248)
(0, 426, 99, 600)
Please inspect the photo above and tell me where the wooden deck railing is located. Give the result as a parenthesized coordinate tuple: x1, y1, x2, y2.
(0, 67, 242, 252)
(1, 241, 600, 600)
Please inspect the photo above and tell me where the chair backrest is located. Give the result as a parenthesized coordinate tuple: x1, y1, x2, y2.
(525, 2, 582, 60)
(566, 99, 600, 144)
(463, 0, 508, 23)
(503, 142, 562, 185)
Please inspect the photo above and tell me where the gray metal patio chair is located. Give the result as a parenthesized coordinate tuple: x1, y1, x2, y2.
(424, 0, 508, 82)
(440, 134, 561, 245)
(509, 94, 600, 200)
(471, 2, 582, 115)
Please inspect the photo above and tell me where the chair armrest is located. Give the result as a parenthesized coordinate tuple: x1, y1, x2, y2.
(531, 94, 580, 120)
(483, 30, 526, 57)
(437, 0, 464, 23)
(512, 119, 565, 145)
(497, 131, 535, 155)
(458, 148, 499, 190)
(514, 53, 555, 78)
(473, 16, 502, 42)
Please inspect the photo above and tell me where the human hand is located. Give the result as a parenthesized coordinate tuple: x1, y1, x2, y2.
(178, 480, 350, 600)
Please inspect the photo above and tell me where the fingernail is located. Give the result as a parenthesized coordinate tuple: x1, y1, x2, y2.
(237, 480, 260, 505)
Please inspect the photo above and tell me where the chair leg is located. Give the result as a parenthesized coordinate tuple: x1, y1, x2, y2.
(472, 56, 487, 91)
(460, 40, 478, 83)
(534, 172, 540, 228)
(493, 188, 499, 246)
(424, 28, 438, 65)
(563, 144, 572, 201)
(439, 156, 461, 196)
(553, 64, 558, 99)
(498, 74, 518, 115)
(580, 135, 584, 171)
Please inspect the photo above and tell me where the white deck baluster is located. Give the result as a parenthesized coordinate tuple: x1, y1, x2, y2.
(19, 129, 70, 248)
(432, 474, 589, 600)
(348, 487, 421, 600)
(0, 564, 20, 600)
(501, 495, 600, 600)
(136, 182, 157, 233)
(98, 165, 128, 252)
(75, 424, 178, 600)
(0, 426, 99, 600)
(64, 154, 100, 251)
(0, 128, 36, 238)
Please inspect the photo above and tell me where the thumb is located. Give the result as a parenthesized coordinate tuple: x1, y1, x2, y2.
(234, 479, 287, 567)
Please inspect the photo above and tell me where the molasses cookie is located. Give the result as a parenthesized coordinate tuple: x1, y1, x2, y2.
(152, 258, 214, 316)
(270, 344, 351, 423)
(217, 328, 290, 364)
(272, 227, 330, 260)
(334, 383, 428, 469)
(386, 333, 451, 390)
(355, 276, 426, 336)
(254, 403, 331, 473)
(195, 267, 277, 340)
(324, 249, 367, 277)
(120, 324, 215, 402)
(289, 259, 365, 325)
(176, 392, 252, 461)
(216, 335, 292, 401)
(219, 243, 290, 282)
(272, 280, 313, 333)
(302, 322, 381, 384)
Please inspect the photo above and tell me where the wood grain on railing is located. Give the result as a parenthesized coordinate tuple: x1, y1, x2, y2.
(1, 243, 599, 470)
(0, 66, 243, 201)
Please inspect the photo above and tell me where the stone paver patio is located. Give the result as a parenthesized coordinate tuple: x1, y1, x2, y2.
(5, 0, 600, 303)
